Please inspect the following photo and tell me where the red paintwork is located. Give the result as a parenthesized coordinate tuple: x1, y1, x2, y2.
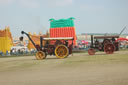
(116, 38, 128, 42)
(50, 27, 77, 46)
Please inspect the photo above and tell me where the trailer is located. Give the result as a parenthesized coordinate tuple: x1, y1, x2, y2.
(88, 35, 119, 55)
(21, 31, 74, 60)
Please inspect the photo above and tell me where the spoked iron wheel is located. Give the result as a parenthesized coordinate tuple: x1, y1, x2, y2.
(55, 45, 69, 59)
(104, 43, 115, 54)
(88, 48, 95, 55)
(36, 51, 46, 60)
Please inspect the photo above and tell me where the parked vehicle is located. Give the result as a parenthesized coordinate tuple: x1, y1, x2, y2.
(21, 31, 74, 60)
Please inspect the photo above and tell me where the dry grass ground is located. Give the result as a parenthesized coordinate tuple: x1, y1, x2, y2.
(0, 50, 128, 85)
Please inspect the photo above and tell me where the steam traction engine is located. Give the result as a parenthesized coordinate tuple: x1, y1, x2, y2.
(88, 35, 119, 55)
(21, 31, 74, 60)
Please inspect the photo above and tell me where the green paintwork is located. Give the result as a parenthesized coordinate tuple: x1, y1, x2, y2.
(49, 17, 75, 28)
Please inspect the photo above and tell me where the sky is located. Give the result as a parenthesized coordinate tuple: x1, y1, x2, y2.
(0, 0, 128, 37)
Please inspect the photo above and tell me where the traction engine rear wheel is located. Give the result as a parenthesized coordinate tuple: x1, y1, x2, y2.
(36, 51, 46, 60)
(88, 48, 95, 55)
(55, 45, 69, 59)
(104, 43, 115, 54)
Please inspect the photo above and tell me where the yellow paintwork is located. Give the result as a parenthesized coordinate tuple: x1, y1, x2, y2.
(0, 37, 13, 54)
(36, 51, 46, 60)
(55, 45, 69, 59)
(0, 27, 13, 54)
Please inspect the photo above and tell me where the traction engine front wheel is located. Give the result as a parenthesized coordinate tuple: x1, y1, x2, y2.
(36, 51, 46, 60)
(88, 48, 95, 55)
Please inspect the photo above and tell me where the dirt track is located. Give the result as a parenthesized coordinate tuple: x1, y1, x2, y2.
(0, 51, 128, 85)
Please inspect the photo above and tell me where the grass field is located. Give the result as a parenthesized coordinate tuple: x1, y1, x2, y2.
(0, 50, 128, 85)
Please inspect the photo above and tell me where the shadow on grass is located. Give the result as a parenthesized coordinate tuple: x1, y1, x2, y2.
(31, 57, 66, 61)
(0, 55, 35, 58)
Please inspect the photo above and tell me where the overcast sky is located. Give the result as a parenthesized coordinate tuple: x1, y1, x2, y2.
(0, 0, 128, 37)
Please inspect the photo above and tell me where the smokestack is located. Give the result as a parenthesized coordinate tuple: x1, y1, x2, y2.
(91, 35, 93, 48)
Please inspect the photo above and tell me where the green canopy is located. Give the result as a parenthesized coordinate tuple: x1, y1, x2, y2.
(49, 17, 75, 28)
